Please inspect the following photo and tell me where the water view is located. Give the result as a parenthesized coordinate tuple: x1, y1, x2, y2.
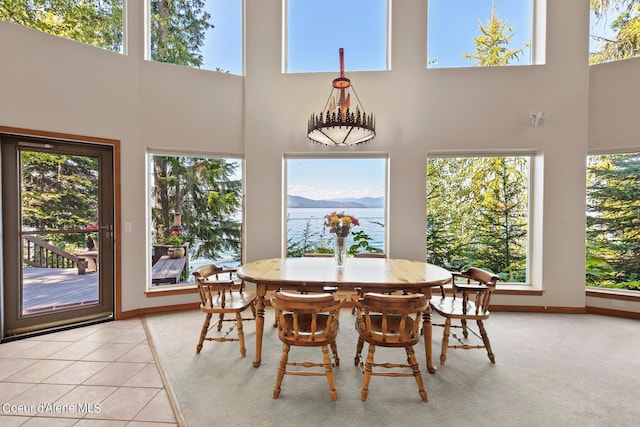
(287, 207, 385, 251)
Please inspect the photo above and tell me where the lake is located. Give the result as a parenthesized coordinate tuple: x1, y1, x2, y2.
(287, 207, 385, 251)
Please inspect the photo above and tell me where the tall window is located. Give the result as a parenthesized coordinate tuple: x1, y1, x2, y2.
(0, 0, 124, 53)
(285, 157, 386, 256)
(148, 153, 243, 288)
(587, 153, 640, 291)
(589, 1, 640, 64)
(285, 0, 388, 73)
(427, 156, 530, 283)
(149, 0, 243, 74)
(427, 0, 532, 68)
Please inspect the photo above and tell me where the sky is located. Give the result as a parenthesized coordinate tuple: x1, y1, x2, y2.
(287, 158, 386, 200)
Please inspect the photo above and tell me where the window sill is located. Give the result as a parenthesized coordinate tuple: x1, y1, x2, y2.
(145, 283, 198, 297)
(586, 287, 640, 301)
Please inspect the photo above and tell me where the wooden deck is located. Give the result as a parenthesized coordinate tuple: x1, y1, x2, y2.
(22, 268, 99, 315)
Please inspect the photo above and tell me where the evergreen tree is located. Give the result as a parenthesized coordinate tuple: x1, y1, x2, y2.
(587, 153, 640, 285)
(21, 151, 99, 247)
(463, 5, 529, 66)
(150, 0, 212, 67)
(427, 157, 528, 281)
(151, 155, 242, 261)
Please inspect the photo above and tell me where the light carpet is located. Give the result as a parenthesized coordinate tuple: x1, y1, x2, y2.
(144, 308, 640, 427)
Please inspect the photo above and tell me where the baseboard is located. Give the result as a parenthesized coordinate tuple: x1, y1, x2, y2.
(121, 302, 628, 320)
(119, 303, 199, 319)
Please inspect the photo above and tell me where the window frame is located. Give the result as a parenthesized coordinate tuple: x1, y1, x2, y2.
(283, 153, 389, 258)
(145, 149, 245, 292)
(426, 152, 534, 285)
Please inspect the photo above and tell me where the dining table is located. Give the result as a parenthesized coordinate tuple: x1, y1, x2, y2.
(237, 256, 452, 373)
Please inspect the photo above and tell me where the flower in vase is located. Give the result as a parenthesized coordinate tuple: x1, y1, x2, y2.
(324, 211, 360, 237)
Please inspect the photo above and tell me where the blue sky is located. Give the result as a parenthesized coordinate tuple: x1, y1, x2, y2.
(201, 0, 243, 74)
(287, 158, 386, 200)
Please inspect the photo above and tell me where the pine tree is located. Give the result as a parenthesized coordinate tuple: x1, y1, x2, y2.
(587, 153, 640, 285)
(463, 5, 529, 66)
(151, 155, 243, 261)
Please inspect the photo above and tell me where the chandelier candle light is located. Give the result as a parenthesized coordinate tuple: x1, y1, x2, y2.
(308, 48, 376, 146)
(324, 211, 360, 268)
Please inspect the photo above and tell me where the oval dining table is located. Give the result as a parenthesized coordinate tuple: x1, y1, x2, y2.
(237, 256, 452, 373)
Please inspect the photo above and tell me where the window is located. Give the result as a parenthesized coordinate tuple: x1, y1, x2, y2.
(427, 0, 532, 68)
(149, 0, 243, 74)
(427, 155, 530, 283)
(589, 1, 640, 64)
(148, 153, 243, 288)
(586, 152, 640, 291)
(0, 0, 124, 53)
(285, 0, 388, 73)
(285, 157, 387, 257)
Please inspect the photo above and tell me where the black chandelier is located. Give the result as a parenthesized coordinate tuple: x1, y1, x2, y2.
(307, 48, 376, 146)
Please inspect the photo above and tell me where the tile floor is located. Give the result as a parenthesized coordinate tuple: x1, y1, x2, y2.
(0, 318, 178, 426)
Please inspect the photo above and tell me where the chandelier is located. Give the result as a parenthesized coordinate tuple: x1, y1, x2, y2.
(307, 48, 376, 146)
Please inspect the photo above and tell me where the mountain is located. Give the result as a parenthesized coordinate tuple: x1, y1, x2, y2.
(287, 195, 384, 208)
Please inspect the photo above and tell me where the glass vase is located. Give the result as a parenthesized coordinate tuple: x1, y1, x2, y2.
(334, 236, 347, 268)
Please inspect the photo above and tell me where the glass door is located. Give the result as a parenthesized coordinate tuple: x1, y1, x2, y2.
(1, 135, 114, 339)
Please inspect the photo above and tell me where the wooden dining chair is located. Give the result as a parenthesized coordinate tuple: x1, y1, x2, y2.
(352, 253, 388, 314)
(429, 267, 499, 365)
(352, 292, 428, 402)
(193, 264, 256, 357)
(271, 291, 345, 401)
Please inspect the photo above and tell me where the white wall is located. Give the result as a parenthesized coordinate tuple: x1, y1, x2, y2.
(1, 0, 636, 312)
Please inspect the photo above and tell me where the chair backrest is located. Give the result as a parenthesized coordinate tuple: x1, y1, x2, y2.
(193, 264, 241, 309)
(451, 267, 499, 314)
(353, 293, 427, 346)
(271, 292, 344, 344)
(353, 253, 386, 258)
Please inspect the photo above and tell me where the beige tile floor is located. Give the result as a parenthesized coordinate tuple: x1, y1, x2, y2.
(0, 318, 179, 426)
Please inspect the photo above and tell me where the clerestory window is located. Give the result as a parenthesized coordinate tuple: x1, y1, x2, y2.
(427, 0, 534, 68)
(284, 0, 388, 73)
(0, 0, 124, 53)
(148, 0, 243, 74)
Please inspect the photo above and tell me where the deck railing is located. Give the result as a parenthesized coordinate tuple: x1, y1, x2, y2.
(22, 235, 84, 272)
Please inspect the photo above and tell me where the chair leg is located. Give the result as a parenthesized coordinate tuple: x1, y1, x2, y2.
(406, 346, 428, 402)
(236, 312, 246, 357)
(361, 344, 376, 401)
(217, 313, 224, 331)
(440, 317, 451, 365)
(322, 345, 338, 401)
(477, 320, 495, 363)
(461, 318, 469, 338)
(330, 312, 340, 366)
(330, 342, 340, 367)
(273, 343, 290, 399)
(354, 337, 365, 366)
(196, 313, 212, 354)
